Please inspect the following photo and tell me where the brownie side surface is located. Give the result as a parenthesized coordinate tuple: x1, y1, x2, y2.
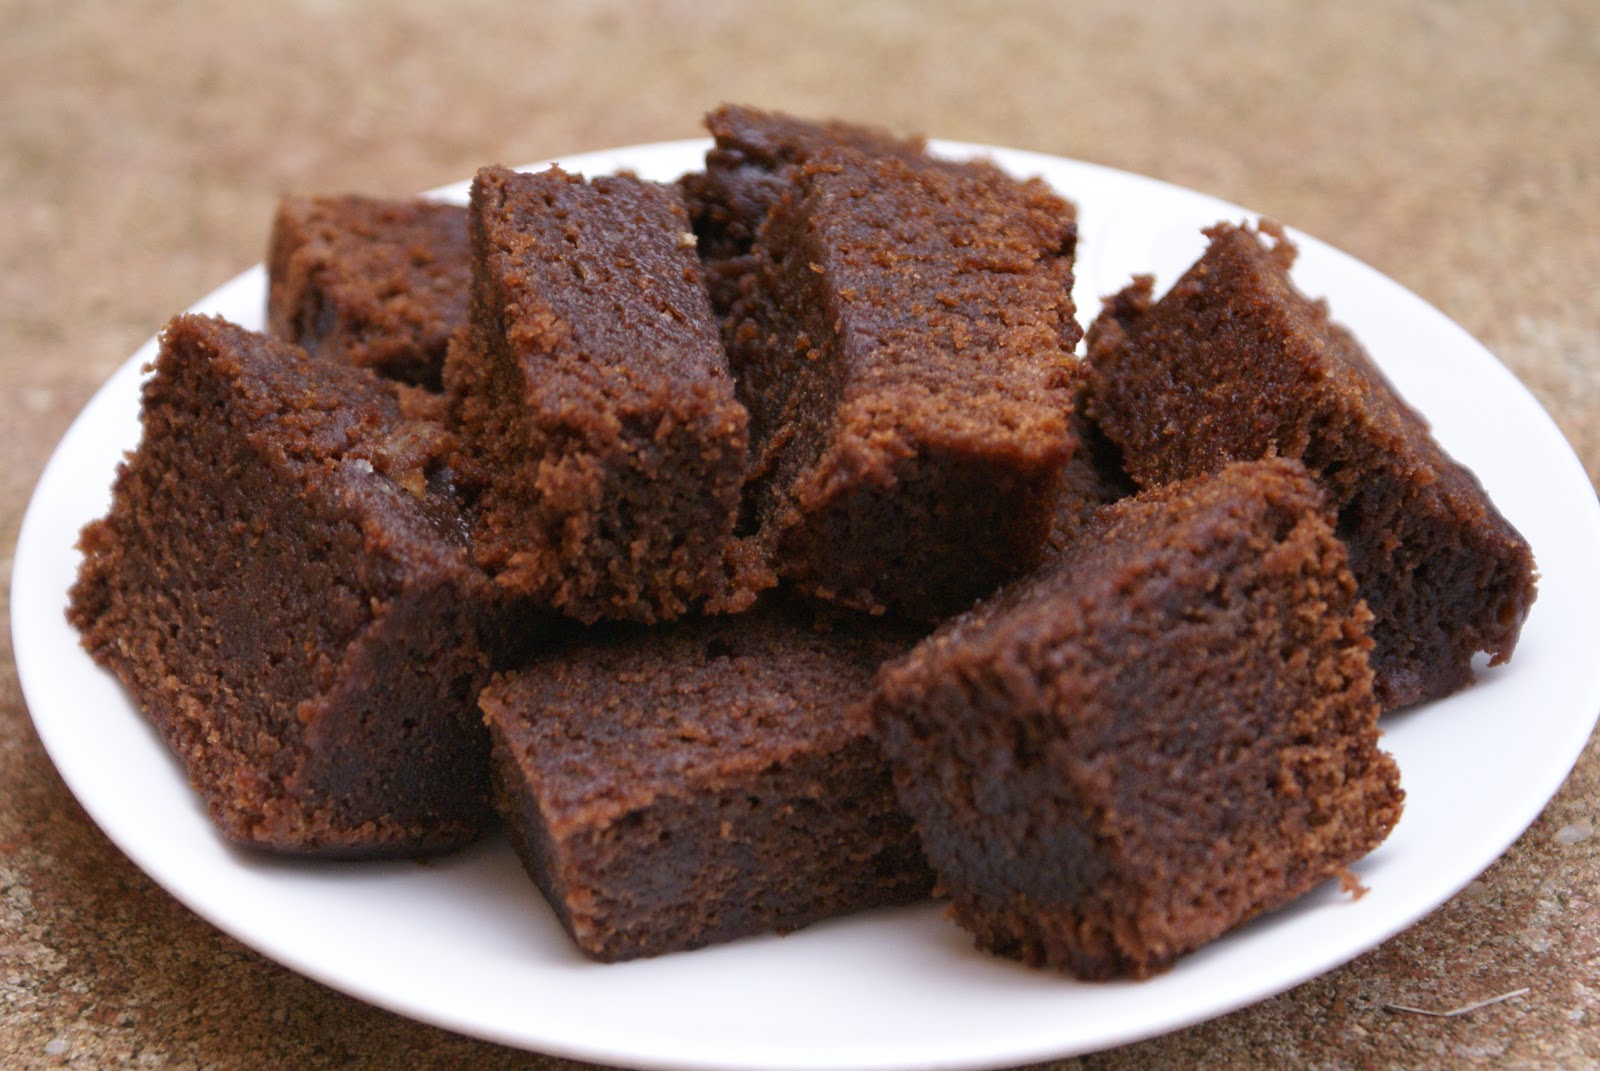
(69, 314, 495, 856)
(266, 194, 471, 390)
(870, 458, 1404, 980)
(1083, 222, 1537, 709)
(724, 153, 1080, 618)
(481, 601, 933, 961)
(446, 165, 752, 625)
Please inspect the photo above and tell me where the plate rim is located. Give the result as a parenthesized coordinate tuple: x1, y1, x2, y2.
(12, 137, 1600, 1071)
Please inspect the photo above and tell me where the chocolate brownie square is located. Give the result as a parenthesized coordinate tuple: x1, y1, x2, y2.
(446, 166, 755, 624)
(481, 600, 933, 961)
(722, 150, 1082, 619)
(681, 103, 1065, 321)
(870, 459, 1404, 979)
(69, 314, 496, 856)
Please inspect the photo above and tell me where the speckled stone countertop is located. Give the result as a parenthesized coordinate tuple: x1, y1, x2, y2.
(3, 2, 1597, 1068)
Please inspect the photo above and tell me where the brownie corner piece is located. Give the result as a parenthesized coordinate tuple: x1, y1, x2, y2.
(728, 151, 1081, 619)
(481, 602, 933, 961)
(69, 312, 496, 857)
(447, 165, 751, 625)
(869, 458, 1403, 979)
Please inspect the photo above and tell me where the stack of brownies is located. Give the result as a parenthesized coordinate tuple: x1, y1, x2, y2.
(68, 105, 1536, 980)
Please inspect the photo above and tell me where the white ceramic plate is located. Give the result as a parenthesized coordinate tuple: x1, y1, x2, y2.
(14, 140, 1600, 1071)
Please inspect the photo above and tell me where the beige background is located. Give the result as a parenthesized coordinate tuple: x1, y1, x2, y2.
(3, 2, 1597, 1068)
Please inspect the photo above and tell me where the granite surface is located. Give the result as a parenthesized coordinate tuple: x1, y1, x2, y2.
(3, 1, 1597, 1068)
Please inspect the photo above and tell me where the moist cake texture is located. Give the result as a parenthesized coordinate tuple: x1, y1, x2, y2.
(721, 150, 1082, 619)
(869, 458, 1404, 980)
(69, 314, 497, 857)
(681, 104, 937, 272)
(682, 104, 1061, 319)
(446, 165, 754, 624)
(267, 194, 470, 390)
(481, 600, 934, 962)
(1083, 221, 1537, 709)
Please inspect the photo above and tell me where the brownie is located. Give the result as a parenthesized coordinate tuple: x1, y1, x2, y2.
(445, 165, 755, 625)
(721, 150, 1082, 619)
(869, 458, 1404, 981)
(266, 194, 471, 389)
(1083, 221, 1538, 709)
(681, 104, 1048, 313)
(68, 314, 497, 857)
(481, 600, 934, 962)
(680, 104, 935, 268)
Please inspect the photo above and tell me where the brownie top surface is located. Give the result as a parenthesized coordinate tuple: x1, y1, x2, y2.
(472, 165, 733, 406)
(701, 103, 1032, 197)
(161, 313, 473, 568)
(1205, 225, 1478, 489)
(482, 601, 920, 813)
(792, 155, 1078, 456)
(1090, 223, 1440, 472)
(686, 104, 1040, 268)
(271, 195, 471, 342)
(704, 103, 930, 169)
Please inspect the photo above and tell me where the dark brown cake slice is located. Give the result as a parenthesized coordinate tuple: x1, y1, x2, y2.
(868, 458, 1404, 981)
(481, 600, 934, 962)
(267, 194, 470, 389)
(445, 165, 754, 625)
(69, 314, 498, 857)
(723, 151, 1081, 619)
(681, 104, 935, 266)
(681, 104, 1050, 314)
(1083, 221, 1537, 709)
